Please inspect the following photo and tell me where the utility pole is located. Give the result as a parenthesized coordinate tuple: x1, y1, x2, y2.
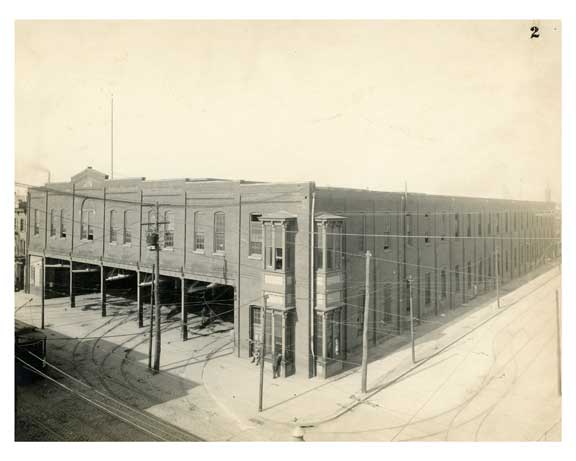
(148, 265, 155, 370)
(408, 275, 416, 363)
(495, 247, 501, 308)
(555, 289, 562, 396)
(41, 255, 45, 329)
(153, 201, 161, 373)
(361, 251, 371, 394)
(258, 294, 268, 412)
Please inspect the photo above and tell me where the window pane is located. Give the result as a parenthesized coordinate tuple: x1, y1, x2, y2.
(249, 214, 262, 256)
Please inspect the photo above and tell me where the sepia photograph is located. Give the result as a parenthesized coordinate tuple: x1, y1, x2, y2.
(8, 12, 568, 448)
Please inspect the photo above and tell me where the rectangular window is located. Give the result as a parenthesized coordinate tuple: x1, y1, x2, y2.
(34, 209, 39, 235)
(487, 214, 492, 236)
(326, 222, 342, 270)
(123, 211, 133, 244)
(265, 225, 273, 268)
(274, 312, 282, 356)
(441, 213, 447, 241)
(249, 214, 263, 257)
(60, 210, 66, 238)
(424, 214, 431, 244)
(467, 262, 472, 289)
(407, 214, 414, 246)
(49, 209, 56, 237)
(441, 269, 447, 299)
(455, 265, 460, 292)
(19, 218, 24, 232)
(274, 225, 283, 270)
(383, 214, 391, 250)
(82, 209, 95, 241)
(109, 210, 118, 243)
(314, 313, 324, 357)
(425, 272, 431, 305)
(194, 212, 205, 251)
(164, 211, 174, 248)
(466, 214, 471, 237)
(479, 261, 483, 283)
(478, 213, 482, 236)
(455, 214, 460, 237)
(505, 213, 509, 233)
(214, 212, 225, 252)
(250, 306, 261, 357)
(314, 223, 323, 270)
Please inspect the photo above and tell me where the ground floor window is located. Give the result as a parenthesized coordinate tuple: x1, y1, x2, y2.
(249, 306, 294, 369)
(314, 308, 343, 362)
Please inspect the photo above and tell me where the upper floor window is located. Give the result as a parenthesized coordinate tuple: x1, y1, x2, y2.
(424, 272, 432, 305)
(466, 213, 471, 237)
(454, 213, 460, 237)
(407, 214, 414, 246)
(441, 269, 447, 299)
(33, 209, 39, 235)
(60, 210, 67, 238)
(314, 222, 323, 270)
(424, 214, 431, 244)
(383, 214, 392, 250)
(49, 209, 56, 237)
(505, 212, 509, 233)
(478, 213, 482, 236)
(455, 265, 460, 292)
(109, 210, 118, 243)
(194, 211, 205, 251)
(249, 213, 263, 257)
(81, 207, 95, 241)
(265, 224, 284, 271)
(441, 213, 447, 241)
(487, 213, 492, 235)
(326, 222, 342, 271)
(20, 218, 24, 232)
(123, 210, 134, 244)
(164, 211, 175, 249)
(214, 212, 225, 253)
(496, 213, 500, 234)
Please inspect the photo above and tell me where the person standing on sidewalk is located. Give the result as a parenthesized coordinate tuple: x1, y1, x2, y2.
(273, 350, 282, 378)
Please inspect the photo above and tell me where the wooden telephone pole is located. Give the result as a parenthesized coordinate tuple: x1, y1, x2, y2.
(258, 294, 268, 412)
(361, 251, 371, 394)
(153, 202, 161, 373)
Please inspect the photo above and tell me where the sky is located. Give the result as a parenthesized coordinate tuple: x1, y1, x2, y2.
(15, 20, 561, 202)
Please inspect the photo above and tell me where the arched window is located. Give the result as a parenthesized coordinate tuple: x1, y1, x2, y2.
(80, 200, 95, 241)
(123, 210, 134, 244)
(164, 211, 175, 248)
(109, 210, 118, 243)
(214, 212, 225, 253)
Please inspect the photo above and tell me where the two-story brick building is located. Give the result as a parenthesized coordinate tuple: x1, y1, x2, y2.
(25, 167, 558, 379)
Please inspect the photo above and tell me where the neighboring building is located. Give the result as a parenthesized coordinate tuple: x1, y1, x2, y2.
(14, 197, 27, 290)
(26, 167, 559, 379)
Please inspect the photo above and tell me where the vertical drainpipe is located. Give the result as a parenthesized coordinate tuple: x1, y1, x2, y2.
(309, 186, 316, 377)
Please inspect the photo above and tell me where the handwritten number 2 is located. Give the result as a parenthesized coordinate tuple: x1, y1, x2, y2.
(530, 26, 540, 39)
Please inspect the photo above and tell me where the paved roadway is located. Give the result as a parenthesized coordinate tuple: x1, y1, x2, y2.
(308, 270, 562, 441)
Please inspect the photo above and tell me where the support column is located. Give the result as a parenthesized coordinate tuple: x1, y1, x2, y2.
(137, 268, 144, 328)
(41, 255, 45, 329)
(69, 256, 75, 308)
(281, 311, 287, 377)
(100, 262, 107, 317)
(181, 276, 188, 341)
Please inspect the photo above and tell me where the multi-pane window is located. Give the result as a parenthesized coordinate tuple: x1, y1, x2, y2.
(478, 213, 482, 236)
(424, 272, 431, 305)
(326, 222, 342, 271)
(164, 211, 175, 249)
(214, 212, 225, 253)
(487, 213, 492, 236)
(479, 261, 483, 283)
(505, 212, 509, 233)
(60, 210, 66, 238)
(19, 218, 24, 232)
(274, 226, 283, 270)
(264, 224, 285, 271)
(496, 213, 500, 234)
(441, 269, 447, 299)
(34, 209, 39, 235)
(383, 283, 393, 322)
(326, 310, 341, 359)
(383, 214, 391, 250)
(424, 214, 431, 244)
(466, 213, 471, 237)
(109, 210, 118, 243)
(49, 209, 56, 237)
(467, 262, 472, 289)
(441, 213, 447, 241)
(194, 212, 205, 251)
(249, 213, 263, 257)
(123, 210, 133, 244)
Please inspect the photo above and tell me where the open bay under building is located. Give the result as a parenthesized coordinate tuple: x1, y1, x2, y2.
(25, 167, 559, 379)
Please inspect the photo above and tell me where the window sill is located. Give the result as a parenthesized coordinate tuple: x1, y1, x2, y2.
(123, 243, 132, 247)
(163, 247, 175, 252)
(193, 249, 205, 255)
(213, 251, 225, 257)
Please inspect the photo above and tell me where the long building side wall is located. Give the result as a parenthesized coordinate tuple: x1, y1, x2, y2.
(27, 171, 557, 379)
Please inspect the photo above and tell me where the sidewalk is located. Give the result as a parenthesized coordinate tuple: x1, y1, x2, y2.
(203, 263, 561, 432)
